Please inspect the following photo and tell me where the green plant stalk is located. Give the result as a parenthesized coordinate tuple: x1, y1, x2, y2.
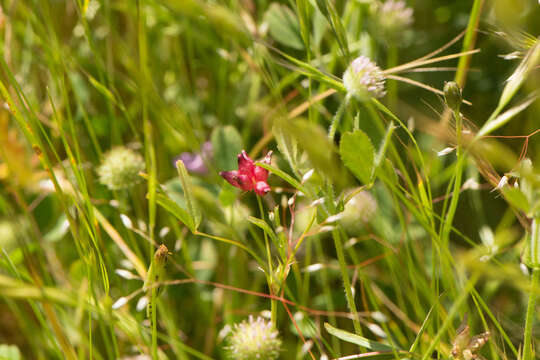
(137, 0, 157, 256)
(454, 0, 485, 87)
(522, 268, 538, 360)
(136, 3, 158, 357)
(387, 44, 398, 108)
(441, 108, 464, 244)
(314, 237, 341, 353)
(194, 230, 264, 265)
(151, 287, 158, 360)
(420, 274, 479, 360)
(532, 216, 540, 269)
(0, 60, 112, 358)
(523, 216, 540, 360)
(331, 228, 364, 342)
(257, 196, 276, 324)
(328, 94, 350, 142)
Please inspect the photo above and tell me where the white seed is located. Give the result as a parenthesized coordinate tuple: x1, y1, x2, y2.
(120, 214, 133, 229)
(115, 269, 139, 280)
(112, 297, 128, 309)
(437, 147, 455, 156)
(136, 296, 149, 312)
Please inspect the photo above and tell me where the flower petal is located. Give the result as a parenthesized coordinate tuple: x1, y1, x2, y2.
(237, 150, 255, 176)
(254, 151, 272, 181)
(220, 170, 241, 188)
(237, 174, 254, 191)
(254, 166, 268, 182)
(180, 152, 207, 174)
(261, 151, 273, 165)
(254, 181, 271, 196)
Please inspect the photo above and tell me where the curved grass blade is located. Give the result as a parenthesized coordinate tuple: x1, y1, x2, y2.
(324, 323, 396, 352)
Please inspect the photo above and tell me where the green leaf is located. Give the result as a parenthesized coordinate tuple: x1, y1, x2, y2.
(295, 0, 311, 49)
(273, 119, 300, 172)
(248, 216, 285, 260)
(314, 0, 349, 59)
(314, 0, 329, 17)
(324, 323, 396, 352)
(86, 73, 125, 111)
(374, 121, 396, 169)
(312, 4, 329, 48)
(476, 93, 539, 138)
(155, 192, 194, 232)
(340, 130, 375, 185)
(498, 39, 540, 112)
(0, 344, 21, 360)
(327, 353, 409, 360)
(275, 118, 345, 185)
(255, 162, 309, 195)
(409, 294, 442, 352)
(211, 125, 243, 171)
(176, 160, 202, 230)
(268, 45, 345, 91)
(264, 4, 304, 50)
(502, 187, 530, 213)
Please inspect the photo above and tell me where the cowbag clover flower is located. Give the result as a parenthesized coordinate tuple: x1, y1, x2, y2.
(220, 150, 272, 196)
(343, 56, 387, 101)
(370, 0, 414, 43)
(97, 147, 145, 190)
(225, 316, 282, 360)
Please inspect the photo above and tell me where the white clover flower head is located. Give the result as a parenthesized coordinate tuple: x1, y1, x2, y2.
(345, 190, 378, 223)
(343, 56, 386, 101)
(225, 316, 282, 360)
(97, 147, 145, 190)
(340, 189, 378, 234)
(370, 0, 414, 42)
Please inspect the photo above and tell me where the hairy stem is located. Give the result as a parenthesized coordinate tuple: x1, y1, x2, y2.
(329, 94, 350, 142)
(331, 228, 364, 342)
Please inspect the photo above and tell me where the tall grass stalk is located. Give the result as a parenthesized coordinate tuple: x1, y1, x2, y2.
(523, 216, 540, 360)
(441, 107, 465, 244)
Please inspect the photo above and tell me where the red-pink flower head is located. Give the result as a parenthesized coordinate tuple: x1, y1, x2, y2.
(220, 150, 272, 196)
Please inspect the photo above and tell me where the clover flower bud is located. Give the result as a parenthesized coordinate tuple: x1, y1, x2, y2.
(225, 316, 282, 360)
(370, 0, 414, 43)
(97, 147, 145, 190)
(444, 81, 462, 111)
(343, 56, 386, 101)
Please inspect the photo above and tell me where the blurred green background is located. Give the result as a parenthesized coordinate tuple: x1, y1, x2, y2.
(0, 0, 539, 359)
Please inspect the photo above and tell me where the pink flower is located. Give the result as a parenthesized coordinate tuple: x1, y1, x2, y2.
(219, 150, 272, 196)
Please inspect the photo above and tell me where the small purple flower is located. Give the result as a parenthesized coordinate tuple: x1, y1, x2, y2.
(175, 141, 213, 175)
